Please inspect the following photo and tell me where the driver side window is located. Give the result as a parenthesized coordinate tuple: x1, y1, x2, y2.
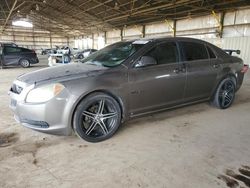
(145, 42, 179, 65)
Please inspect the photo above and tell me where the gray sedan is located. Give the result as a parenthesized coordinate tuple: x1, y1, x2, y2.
(9, 37, 248, 142)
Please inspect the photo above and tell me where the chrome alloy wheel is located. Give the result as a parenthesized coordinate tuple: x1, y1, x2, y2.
(218, 80, 235, 108)
(81, 99, 118, 138)
(20, 59, 30, 68)
(73, 93, 122, 142)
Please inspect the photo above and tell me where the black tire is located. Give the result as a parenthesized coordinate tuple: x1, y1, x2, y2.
(79, 54, 84, 59)
(211, 77, 236, 109)
(20, 59, 30, 68)
(73, 92, 122, 142)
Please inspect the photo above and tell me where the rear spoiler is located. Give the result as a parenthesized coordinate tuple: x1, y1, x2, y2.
(224, 49, 241, 56)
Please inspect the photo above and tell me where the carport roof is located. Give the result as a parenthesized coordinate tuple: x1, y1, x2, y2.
(0, 0, 250, 36)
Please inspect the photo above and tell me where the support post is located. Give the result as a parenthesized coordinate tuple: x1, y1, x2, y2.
(165, 19, 175, 37)
(173, 20, 176, 37)
(104, 31, 107, 45)
(142, 25, 146, 38)
(32, 27, 35, 50)
(120, 28, 123, 41)
(12, 26, 15, 43)
(92, 33, 94, 48)
(212, 10, 224, 38)
(67, 37, 69, 46)
(219, 12, 225, 38)
(49, 32, 52, 48)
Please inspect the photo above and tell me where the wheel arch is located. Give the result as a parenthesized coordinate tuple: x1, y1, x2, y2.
(19, 57, 29, 61)
(70, 89, 126, 131)
(211, 72, 237, 100)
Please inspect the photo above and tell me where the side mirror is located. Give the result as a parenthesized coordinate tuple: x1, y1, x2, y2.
(135, 56, 157, 68)
(236, 50, 241, 55)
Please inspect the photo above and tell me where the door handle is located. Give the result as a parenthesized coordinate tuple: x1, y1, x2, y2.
(173, 67, 186, 73)
(173, 68, 180, 73)
(213, 64, 220, 68)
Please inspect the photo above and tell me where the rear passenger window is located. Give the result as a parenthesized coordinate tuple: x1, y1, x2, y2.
(207, 46, 216, 59)
(181, 42, 208, 61)
(21, 48, 31, 52)
(145, 42, 178, 65)
(4, 47, 21, 53)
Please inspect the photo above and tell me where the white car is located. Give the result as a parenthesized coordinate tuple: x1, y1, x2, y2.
(48, 54, 71, 67)
(57, 47, 80, 55)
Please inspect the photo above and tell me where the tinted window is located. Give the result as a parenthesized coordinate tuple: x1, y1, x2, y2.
(207, 46, 216, 59)
(21, 48, 31, 52)
(4, 47, 21, 53)
(145, 42, 178, 64)
(82, 41, 144, 67)
(181, 42, 208, 61)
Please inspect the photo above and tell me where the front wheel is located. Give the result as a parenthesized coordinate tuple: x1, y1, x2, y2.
(211, 78, 236, 109)
(73, 93, 122, 142)
(20, 59, 30, 68)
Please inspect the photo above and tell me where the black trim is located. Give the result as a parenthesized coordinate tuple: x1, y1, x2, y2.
(21, 119, 50, 128)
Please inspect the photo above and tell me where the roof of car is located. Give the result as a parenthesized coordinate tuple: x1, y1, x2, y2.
(130, 37, 208, 43)
(0, 42, 18, 47)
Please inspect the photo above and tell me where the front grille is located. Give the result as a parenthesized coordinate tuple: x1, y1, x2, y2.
(10, 84, 23, 94)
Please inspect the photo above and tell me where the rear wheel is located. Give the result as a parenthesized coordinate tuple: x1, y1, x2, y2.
(73, 93, 122, 142)
(20, 59, 30, 68)
(211, 77, 236, 109)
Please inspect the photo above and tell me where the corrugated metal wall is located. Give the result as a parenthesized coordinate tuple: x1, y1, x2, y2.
(92, 8, 250, 64)
(145, 21, 173, 38)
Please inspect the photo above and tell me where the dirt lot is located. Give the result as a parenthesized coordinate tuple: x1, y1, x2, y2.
(0, 56, 250, 188)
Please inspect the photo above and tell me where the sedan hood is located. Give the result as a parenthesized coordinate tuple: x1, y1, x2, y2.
(17, 63, 107, 84)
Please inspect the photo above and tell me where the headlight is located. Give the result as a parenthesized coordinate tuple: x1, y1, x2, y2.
(26, 83, 65, 103)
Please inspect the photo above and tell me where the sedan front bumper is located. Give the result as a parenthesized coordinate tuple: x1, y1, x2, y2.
(9, 80, 74, 136)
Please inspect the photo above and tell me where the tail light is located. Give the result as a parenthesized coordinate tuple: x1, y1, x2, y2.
(241, 64, 249, 73)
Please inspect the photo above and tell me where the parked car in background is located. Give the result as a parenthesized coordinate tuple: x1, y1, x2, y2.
(57, 46, 69, 54)
(57, 46, 81, 55)
(0, 43, 39, 68)
(41, 48, 57, 55)
(74, 49, 97, 59)
(48, 53, 71, 67)
(9, 37, 248, 142)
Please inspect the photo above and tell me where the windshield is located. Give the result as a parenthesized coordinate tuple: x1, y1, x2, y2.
(82, 41, 145, 67)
